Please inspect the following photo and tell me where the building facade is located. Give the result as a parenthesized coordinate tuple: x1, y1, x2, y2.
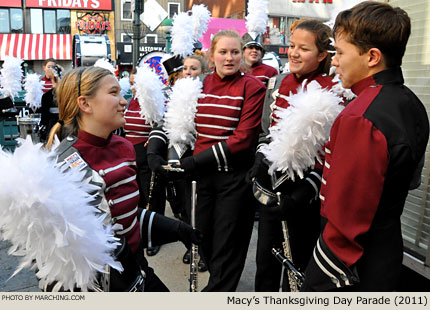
(0, 0, 115, 74)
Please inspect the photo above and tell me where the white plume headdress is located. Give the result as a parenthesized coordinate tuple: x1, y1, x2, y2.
(245, 0, 269, 39)
(118, 76, 131, 97)
(163, 77, 202, 149)
(260, 80, 344, 181)
(134, 65, 166, 125)
(171, 11, 195, 58)
(94, 58, 116, 76)
(24, 73, 44, 112)
(191, 4, 211, 43)
(0, 138, 122, 292)
(0, 56, 23, 99)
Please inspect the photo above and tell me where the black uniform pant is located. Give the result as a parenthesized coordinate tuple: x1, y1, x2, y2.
(134, 142, 166, 215)
(188, 168, 255, 291)
(255, 198, 321, 291)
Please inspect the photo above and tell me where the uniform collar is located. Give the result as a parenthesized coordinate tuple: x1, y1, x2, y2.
(77, 130, 112, 147)
(213, 70, 242, 82)
(351, 67, 404, 96)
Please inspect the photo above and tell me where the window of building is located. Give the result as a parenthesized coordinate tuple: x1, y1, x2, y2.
(44, 10, 56, 33)
(31, 8, 71, 34)
(30, 9, 43, 34)
(57, 10, 71, 34)
(10, 8, 23, 33)
(122, 0, 133, 20)
(121, 33, 132, 43)
(168, 2, 180, 19)
(144, 34, 157, 44)
(0, 8, 23, 33)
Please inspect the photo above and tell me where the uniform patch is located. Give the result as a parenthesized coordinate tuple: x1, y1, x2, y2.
(268, 77, 277, 90)
(64, 152, 88, 171)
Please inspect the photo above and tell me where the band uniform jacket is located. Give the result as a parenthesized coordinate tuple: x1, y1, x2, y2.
(124, 97, 152, 146)
(249, 62, 278, 87)
(304, 67, 430, 291)
(194, 71, 266, 170)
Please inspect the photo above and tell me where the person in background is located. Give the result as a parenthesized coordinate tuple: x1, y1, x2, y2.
(124, 68, 167, 259)
(44, 66, 200, 291)
(301, 1, 429, 291)
(41, 58, 57, 93)
(175, 30, 266, 291)
(248, 19, 339, 292)
(242, 34, 278, 86)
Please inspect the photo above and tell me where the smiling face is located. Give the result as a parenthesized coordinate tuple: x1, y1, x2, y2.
(288, 28, 327, 78)
(183, 58, 203, 78)
(332, 33, 371, 89)
(84, 74, 128, 137)
(210, 36, 242, 79)
(243, 45, 262, 66)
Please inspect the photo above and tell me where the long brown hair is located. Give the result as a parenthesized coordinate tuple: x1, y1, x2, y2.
(45, 66, 113, 148)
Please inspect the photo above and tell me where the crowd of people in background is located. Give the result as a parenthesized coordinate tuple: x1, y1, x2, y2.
(0, 0, 428, 293)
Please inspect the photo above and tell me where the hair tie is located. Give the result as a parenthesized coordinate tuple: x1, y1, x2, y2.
(58, 120, 64, 126)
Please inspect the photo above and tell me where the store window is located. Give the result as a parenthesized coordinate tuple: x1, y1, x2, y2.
(0, 8, 23, 33)
(31, 8, 71, 34)
(57, 10, 71, 34)
(122, 0, 132, 21)
(168, 2, 180, 19)
(121, 33, 132, 43)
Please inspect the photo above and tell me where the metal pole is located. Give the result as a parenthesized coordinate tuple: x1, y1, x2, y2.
(132, 0, 142, 66)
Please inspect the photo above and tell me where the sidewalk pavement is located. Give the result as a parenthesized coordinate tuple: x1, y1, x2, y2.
(0, 207, 259, 292)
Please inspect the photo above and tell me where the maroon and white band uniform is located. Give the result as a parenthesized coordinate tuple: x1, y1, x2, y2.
(249, 62, 278, 87)
(302, 67, 429, 291)
(254, 72, 338, 291)
(57, 130, 193, 291)
(180, 71, 266, 291)
(124, 97, 166, 216)
(41, 76, 54, 93)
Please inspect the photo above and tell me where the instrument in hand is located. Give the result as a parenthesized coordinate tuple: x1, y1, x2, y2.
(189, 180, 199, 292)
(271, 248, 305, 288)
(162, 164, 185, 172)
(274, 192, 302, 292)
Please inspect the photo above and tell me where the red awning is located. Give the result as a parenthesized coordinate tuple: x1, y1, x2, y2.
(0, 34, 72, 61)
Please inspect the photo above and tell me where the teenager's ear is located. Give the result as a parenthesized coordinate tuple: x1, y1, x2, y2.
(77, 96, 92, 114)
(368, 48, 384, 68)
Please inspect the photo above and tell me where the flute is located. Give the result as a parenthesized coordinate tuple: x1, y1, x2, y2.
(189, 180, 199, 292)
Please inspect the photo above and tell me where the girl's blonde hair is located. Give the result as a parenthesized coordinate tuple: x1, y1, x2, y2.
(45, 66, 113, 148)
(209, 30, 243, 56)
(184, 50, 208, 74)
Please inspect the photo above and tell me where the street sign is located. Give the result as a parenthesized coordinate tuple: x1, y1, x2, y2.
(141, 0, 168, 31)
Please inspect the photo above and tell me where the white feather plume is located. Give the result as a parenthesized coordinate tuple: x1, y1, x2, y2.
(331, 74, 356, 101)
(260, 80, 344, 181)
(134, 65, 166, 125)
(245, 0, 268, 37)
(24, 73, 44, 111)
(0, 138, 122, 292)
(191, 4, 211, 42)
(118, 76, 131, 97)
(163, 77, 202, 149)
(0, 56, 23, 99)
(171, 12, 195, 58)
(94, 59, 116, 76)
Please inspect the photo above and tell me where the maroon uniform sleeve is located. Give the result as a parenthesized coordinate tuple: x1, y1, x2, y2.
(225, 78, 266, 154)
(320, 114, 389, 266)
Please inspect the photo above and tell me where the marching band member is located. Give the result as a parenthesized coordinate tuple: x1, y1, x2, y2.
(41, 66, 200, 291)
(176, 30, 266, 291)
(249, 19, 343, 291)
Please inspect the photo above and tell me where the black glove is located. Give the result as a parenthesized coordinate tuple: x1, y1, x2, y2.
(178, 156, 196, 173)
(246, 151, 265, 184)
(178, 222, 203, 248)
(147, 153, 168, 177)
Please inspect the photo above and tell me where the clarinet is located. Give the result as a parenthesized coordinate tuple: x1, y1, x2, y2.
(189, 180, 199, 292)
(277, 192, 300, 292)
